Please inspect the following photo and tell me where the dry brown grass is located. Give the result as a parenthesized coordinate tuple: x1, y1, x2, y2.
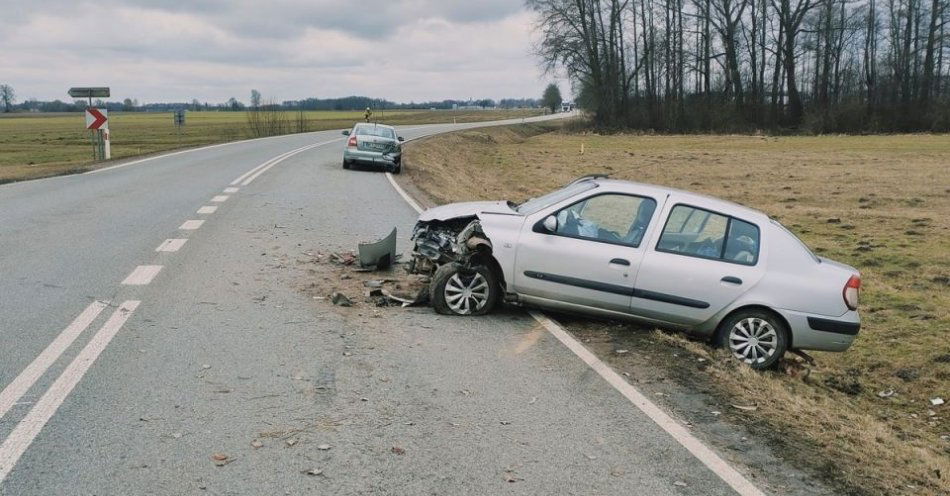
(403, 124, 950, 496)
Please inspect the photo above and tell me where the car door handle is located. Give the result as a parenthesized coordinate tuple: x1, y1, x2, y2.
(721, 276, 743, 285)
(609, 258, 631, 266)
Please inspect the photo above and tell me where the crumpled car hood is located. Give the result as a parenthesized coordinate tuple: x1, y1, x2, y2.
(417, 201, 517, 222)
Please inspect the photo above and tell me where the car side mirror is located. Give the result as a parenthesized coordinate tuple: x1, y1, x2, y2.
(398, 136, 405, 142)
(542, 215, 558, 233)
(342, 130, 350, 136)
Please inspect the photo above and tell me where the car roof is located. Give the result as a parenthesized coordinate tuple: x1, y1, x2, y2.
(590, 178, 769, 222)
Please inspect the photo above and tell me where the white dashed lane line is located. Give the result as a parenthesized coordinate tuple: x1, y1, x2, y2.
(210, 195, 229, 203)
(179, 220, 204, 230)
(197, 206, 217, 214)
(223, 187, 239, 194)
(121, 265, 163, 286)
(155, 239, 187, 252)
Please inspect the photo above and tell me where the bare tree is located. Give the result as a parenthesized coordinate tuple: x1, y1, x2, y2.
(0, 84, 15, 112)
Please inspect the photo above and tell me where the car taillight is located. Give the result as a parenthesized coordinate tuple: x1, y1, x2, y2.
(843, 275, 860, 311)
(347, 134, 357, 147)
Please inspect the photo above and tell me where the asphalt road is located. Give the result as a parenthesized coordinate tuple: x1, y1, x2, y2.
(1, 114, 783, 495)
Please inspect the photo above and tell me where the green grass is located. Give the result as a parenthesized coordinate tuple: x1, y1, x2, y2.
(0, 109, 542, 183)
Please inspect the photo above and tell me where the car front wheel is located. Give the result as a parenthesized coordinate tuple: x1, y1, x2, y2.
(717, 310, 788, 370)
(342, 159, 351, 169)
(430, 263, 499, 316)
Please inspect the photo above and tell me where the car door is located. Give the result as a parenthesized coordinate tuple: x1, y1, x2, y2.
(513, 192, 660, 313)
(630, 201, 766, 325)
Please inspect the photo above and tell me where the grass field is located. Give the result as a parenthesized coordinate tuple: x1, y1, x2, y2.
(403, 123, 950, 495)
(0, 109, 542, 183)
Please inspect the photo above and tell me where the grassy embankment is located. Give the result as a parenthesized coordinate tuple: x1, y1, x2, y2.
(0, 109, 542, 183)
(402, 122, 950, 496)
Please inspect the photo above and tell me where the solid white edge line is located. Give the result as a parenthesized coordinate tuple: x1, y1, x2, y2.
(382, 127, 764, 496)
(530, 312, 765, 496)
(0, 301, 140, 483)
(120, 265, 163, 285)
(155, 239, 187, 252)
(0, 300, 109, 421)
(384, 172, 424, 214)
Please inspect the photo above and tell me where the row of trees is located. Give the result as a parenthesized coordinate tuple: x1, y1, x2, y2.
(0, 85, 541, 114)
(528, 0, 950, 131)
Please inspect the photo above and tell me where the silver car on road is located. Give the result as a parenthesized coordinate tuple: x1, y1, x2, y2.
(408, 175, 862, 369)
(342, 123, 405, 173)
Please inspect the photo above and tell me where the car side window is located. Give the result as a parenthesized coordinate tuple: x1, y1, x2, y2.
(553, 194, 657, 247)
(657, 205, 759, 265)
(724, 218, 760, 264)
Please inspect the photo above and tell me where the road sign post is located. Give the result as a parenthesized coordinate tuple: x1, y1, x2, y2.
(85, 107, 109, 160)
(174, 109, 185, 147)
(70, 87, 111, 161)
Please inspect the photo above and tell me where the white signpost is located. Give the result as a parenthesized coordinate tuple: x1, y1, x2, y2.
(69, 87, 111, 161)
(84, 108, 110, 160)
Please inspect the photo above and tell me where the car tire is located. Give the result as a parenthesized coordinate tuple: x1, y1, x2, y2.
(430, 263, 499, 316)
(392, 163, 401, 174)
(716, 309, 788, 370)
(342, 159, 350, 169)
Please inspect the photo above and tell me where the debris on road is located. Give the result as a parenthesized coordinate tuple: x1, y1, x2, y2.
(358, 228, 397, 270)
(304, 468, 324, 476)
(330, 252, 357, 266)
(250, 439, 263, 449)
(304, 249, 430, 311)
(391, 445, 406, 455)
(285, 438, 298, 447)
(330, 292, 353, 307)
(317, 444, 332, 450)
(210, 453, 232, 466)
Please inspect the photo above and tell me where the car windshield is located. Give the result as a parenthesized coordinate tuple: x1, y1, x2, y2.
(515, 181, 598, 215)
(355, 126, 395, 139)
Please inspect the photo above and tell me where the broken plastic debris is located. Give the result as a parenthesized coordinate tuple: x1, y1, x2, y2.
(358, 227, 397, 270)
(330, 292, 353, 307)
(877, 389, 896, 398)
(931, 397, 945, 406)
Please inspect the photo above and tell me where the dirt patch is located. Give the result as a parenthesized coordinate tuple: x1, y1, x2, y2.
(398, 125, 950, 496)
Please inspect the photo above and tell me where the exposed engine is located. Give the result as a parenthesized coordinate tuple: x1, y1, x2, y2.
(408, 218, 493, 275)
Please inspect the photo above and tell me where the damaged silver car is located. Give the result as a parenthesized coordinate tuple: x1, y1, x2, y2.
(408, 175, 862, 369)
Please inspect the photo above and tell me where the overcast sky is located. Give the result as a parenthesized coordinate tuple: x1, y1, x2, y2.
(1, 0, 562, 104)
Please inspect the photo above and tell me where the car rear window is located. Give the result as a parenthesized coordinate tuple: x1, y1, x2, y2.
(657, 204, 760, 265)
(355, 126, 395, 139)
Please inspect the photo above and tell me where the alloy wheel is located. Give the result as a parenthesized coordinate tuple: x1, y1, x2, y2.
(444, 271, 489, 315)
(728, 317, 778, 365)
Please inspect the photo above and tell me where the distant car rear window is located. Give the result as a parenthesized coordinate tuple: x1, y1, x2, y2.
(355, 126, 395, 139)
